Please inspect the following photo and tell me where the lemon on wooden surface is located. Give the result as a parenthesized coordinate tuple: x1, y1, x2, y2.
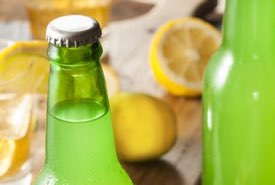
(110, 92, 177, 162)
(150, 17, 221, 96)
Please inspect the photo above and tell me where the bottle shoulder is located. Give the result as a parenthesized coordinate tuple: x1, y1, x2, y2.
(34, 164, 133, 185)
(204, 48, 275, 95)
(205, 48, 275, 79)
(48, 42, 103, 65)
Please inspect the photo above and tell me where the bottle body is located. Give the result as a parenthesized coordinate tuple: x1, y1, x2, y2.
(203, 49, 275, 185)
(34, 42, 133, 185)
(203, 0, 275, 184)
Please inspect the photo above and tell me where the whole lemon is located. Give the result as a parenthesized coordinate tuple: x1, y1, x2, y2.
(110, 92, 177, 162)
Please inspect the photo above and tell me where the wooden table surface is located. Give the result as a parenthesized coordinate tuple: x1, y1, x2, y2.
(0, 0, 203, 184)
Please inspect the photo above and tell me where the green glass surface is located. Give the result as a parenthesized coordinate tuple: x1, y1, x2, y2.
(203, 0, 275, 185)
(34, 42, 133, 185)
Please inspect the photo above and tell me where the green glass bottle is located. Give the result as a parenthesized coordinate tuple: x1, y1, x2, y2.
(203, 0, 275, 185)
(33, 15, 133, 185)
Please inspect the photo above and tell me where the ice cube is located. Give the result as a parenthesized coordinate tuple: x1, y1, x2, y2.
(0, 94, 32, 140)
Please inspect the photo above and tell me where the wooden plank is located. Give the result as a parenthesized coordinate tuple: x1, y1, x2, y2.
(103, 1, 204, 184)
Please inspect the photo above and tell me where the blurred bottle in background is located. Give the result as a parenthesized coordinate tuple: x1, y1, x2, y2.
(25, 0, 111, 40)
(193, 0, 225, 28)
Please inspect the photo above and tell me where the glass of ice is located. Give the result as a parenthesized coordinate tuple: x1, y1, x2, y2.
(0, 40, 36, 185)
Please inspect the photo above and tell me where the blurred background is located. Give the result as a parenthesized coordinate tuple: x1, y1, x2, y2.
(0, 0, 224, 185)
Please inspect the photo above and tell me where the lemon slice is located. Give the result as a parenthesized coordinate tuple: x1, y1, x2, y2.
(0, 134, 30, 179)
(150, 17, 221, 96)
(0, 41, 49, 94)
(0, 139, 15, 177)
(0, 41, 119, 95)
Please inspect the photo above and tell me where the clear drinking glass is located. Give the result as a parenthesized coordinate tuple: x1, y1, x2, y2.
(0, 40, 38, 185)
(25, 0, 112, 40)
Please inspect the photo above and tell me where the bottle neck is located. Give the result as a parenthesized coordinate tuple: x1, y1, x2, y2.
(45, 42, 118, 168)
(222, 0, 275, 52)
(47, 42, 109, 113)
(48, 42, 103, 65)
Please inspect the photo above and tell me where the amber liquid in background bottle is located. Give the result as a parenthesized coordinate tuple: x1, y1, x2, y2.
(25, 0, 111, 40)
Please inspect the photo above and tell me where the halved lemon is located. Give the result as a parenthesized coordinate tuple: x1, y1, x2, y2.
(150, 17, 221, 96)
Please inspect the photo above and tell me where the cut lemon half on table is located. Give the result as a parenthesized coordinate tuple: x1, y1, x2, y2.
(150, 17, 221, 96)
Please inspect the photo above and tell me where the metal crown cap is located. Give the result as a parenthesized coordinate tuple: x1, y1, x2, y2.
(46, 15, 102, 47)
